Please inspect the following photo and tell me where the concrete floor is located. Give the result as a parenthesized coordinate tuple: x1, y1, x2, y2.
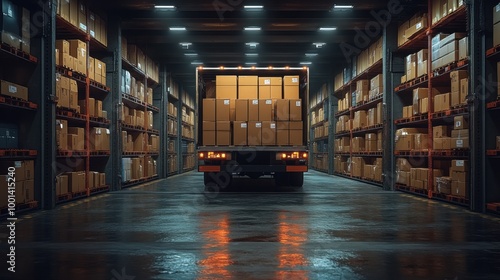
(2, 171, 500, 280)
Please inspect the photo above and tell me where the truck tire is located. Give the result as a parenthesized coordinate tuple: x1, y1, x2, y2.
(289, 172, 304, 187)
(274, 172, 290, 187)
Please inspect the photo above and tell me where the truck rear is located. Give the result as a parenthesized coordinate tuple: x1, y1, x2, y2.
(196, 67, 309, 189)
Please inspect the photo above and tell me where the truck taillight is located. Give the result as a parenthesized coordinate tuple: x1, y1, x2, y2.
(276, 152, 308, 160)
(199, 152, 231, 160)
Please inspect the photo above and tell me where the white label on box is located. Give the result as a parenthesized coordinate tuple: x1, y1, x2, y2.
(80, 23, 87, 31)
(416, 22, 422, 29)
(456, 160, 464, 167)
(90, 14, 95, 20)
(90, 31, 95, 37)
(266, 100, 272, 105)
(241, 123, 247, 128)
(264, 79, 271, 85)
(224, 100, 230, 105)
(8, 85, 17, 93)
(252, 100, 259, 105)
(457, 140, 464, 147)
(497, 4, 500, 12)
(256, 123, 262, 128)
(456, 121, 461, 128)
(15, 161, 21, 168)
(296, 101, 301, 107)
(271, 123, 276, 129)
(292, 78, 298, 83)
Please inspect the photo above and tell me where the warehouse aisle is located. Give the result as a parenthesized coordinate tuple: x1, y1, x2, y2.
(3, 171, 500, 280)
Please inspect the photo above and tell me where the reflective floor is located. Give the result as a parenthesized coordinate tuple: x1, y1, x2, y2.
(2, 171, 500, 279)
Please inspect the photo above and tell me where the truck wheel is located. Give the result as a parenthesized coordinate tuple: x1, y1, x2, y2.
(289, 172, 304, 187)
(274, 172, 290, 187)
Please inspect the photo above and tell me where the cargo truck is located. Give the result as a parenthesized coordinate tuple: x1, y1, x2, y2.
(196, 67, 309, 190)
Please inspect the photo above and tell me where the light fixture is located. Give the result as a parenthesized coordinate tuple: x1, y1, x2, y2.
(319, 27, 337, 31)
(251, 66, 256, 69)
(170, 27, 186, 31)
(313, 42, 326, 48)
(154, 5, 176, 9)
(333, 4, 354, 9)
(244, 5, 264, 10)
(268, 66, 273, 69)
(246, 42, 259, 48)
(245, 53, 258, 56)
(285, 66, 290, 69)
(191, 61, 203, 65)
(238, 66, 243, 69)
(300, 62, 312, 65)
(219, 66, 224, 70)
(305, 53, 318, 57)
(244, 26, 261, 31)
(179, 42, 192, 49)
(184, 53, 198, 56)
(245, 62, 257, 65)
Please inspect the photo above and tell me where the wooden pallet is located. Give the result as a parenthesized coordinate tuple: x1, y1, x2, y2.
(0, 149, 37, 157)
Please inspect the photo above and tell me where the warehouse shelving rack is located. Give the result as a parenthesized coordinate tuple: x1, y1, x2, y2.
(167, 75, 181, 176)
(309, 83, 331, 174)
(181, 90, 196, 173)
(391, 3, 471, 207)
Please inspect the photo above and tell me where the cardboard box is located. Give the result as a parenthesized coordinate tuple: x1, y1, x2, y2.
(450, 70, 468, 93)
(56, 119, 68, 150)
(95, 100, 102, 118)
(271, 86, 282, 99)
(203, 99, 216, 121)
(351, 137, 365, 153)
(433, 126, 450, 138)
(69, 0, 78, 27)
(289, 100, 302, 121)
(370, 75, 383, 90)
(57, 175, 69, 195)
(248, 122, 262, 146)
(459, 37, 468, 60)
(451, 137, 469, 149)
(276, 122, 289, 145)
(259, 99, 273, 121)
(495, 3, 500, 25)
(77, 0, 87, 31)
(216, 75, 237, 86)
(454, 115, 468, 129)
(275, 99, 290, 121)
(289, 122, 303, 146)
(258, 84, 271, 99)
(216, 99, 231, 121)
(216, 121, 231, 146)
(1, 80, 29, 101)
(68, 127, 84, 150)
(451, 160, 468, 172)
(233, 121, 248, 146)
(417, 60, 428, 77)
(284, 76, 299, 86)
(414, 134, 429, 150)
(451, 181, 467, 197)
(216, 85, 237, 99)
(261, 121, 276, 146)
(24, 160, 34, 181)
(419, 97, 429, 114)
(434, 93, 451, 112)
(357, 80, 370, 92)
(239, 86, 258, 99)
(235, 99, 248, 121)
(133, 133, 145, 151)
(60, 0, 70, 21)
(284, 86, 299, 100)
(460, 78, 468, 105)
(239, 76, 258, 86)
(248, 99, 259, 121)
(451, 129, 469, 138)
(203, 121, 216, 146)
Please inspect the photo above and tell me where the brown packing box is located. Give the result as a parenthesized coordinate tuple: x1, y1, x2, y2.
(216, 75, 237, 86)
(57, 175, 69, 195)
(460, 78, 468, 105)
(261, 121, 276, 146)
(451, 160, 468, 172)
(78, 98, 96, 117)
(433, 125, 450, 138)
(454, 115, 468, 129)
(414, 134, 429, 150)
(217, 85, 237, 99)
(258, 100, 273, 121)
(451, 137, 469, 149)
(77, 0, 87, 32)
(68, 127, 85, 150)
(202, 121, 216, 146)
(248, 100, 259, 121)
(271, 86, 282, 99)
(413, 88, 428, 115)
(203, 99, 216, 121)
(259, 77, 271, 99)
(419, 98, 429, 114)
(233, 122, 248, 146)
(417, 60, 428, 77)
(89, 12, 96, 38)
(377, 102, 383, 124)
(239, 86, 258, 99)
(216, 99, 231, 121)
(434, 93, 451, 112)
(24, 160, 34, 181)
(100, 173, 106, 187)
(495, 23, 500, 47)
(239, 76, 258, 86)
(289, 99, 302, 121)
(248, 122, 262, 146)
(133, 133, 145, 151)
(357, 80, 370, 92)
(450, 70, 468, 94)
(216, 121, 231, 146)
(275, 99, 289, 121)
(289, 122, 303, 146)
(66, 172, 80, 193)
(370, 75, 383, 90)
(1, 80, 29, 101)
(459, 37, 468, 60)
(276, 122, 289, 145)
(284, 85, 299, 100)
(56, 119, 68, 150)
(94, 100, 102, 118)
(89, 57, 95, 80)
(235, 99, 248, 121)
(451, 90, 461, 108)
(60, 0, 70, 21)
(451, 181, 467, 197)
(69, 0, 78, 27)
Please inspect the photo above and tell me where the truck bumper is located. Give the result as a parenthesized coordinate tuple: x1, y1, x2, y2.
(198, 163, 308, 173)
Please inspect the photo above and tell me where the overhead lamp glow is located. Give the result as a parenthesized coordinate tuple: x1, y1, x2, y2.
(244, 26, 261, 31)
(246, 42, 259, 47)
(184, 53, 198, 56)
(333, 4, 354, 9)
(155, 5, 176, 9)
(245, 53, 258, 57)
(170, 27, 186, 31)
(319, 27, 337, 31)
(305, 53, 318, 57)
(245, 62, 257, 65)
(244, 5, 264, 9)
(300, 62, 312, 65)
(313, 42, 326, 48)
(191, 61, 203, 65)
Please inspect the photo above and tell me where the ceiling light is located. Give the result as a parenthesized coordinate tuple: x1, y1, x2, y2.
(184, 53, 198, 56)
(246, 42, 259, 47)
(191, 61, 203, 65)
(244, 5, 264, 10)
(319, 27, 337, 31)
(245, 62, 257, 65)
(300, 62, 312, 65)
(155, 5, 176, 9)
(245, 53, 258, 56)
(170, 27, 186, 31)
(305, 53, 318, 57)
(333, 4, 354, 9)
(313, 42, 326, 48)
(244, 26, 261, 31)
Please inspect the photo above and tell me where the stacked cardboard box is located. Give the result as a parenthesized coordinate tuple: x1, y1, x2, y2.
(351, 137, 365, 153)
(353, 110, 367, 130)
(401, 12, 428, 44)
(334, 72, 344, 92)
(416, 49, 428, 78)
(432, 0, 465, 25)
(396, 158, 412, 186)
(356, 38, 382, 74)
(406, 53, 417, 81)
(432, 125, 452, 150)
(450, 70, 468, 107)
(0, 160, 35, 206)
(1, 80, 29, 101)
(369, 75, 383, 99)
(459, 36, 469, 60)
(64, 171, 86, 193)
(432, 33, 466, 70)
(395, 128, 427, 151)
(494, 4, 500, 47)
(434, 93, 451, 112)
(450, 160, 468, 197)
(409, 168, 443, 190)
(337, 94, 351, 112)
(355, 80, 369, 104)
(67, 127, 84, 151)
(89, 127, 110, 151)
(0, 1, 22, 50)
(217, 76, 237, 99)
(451, 116, 469, 149)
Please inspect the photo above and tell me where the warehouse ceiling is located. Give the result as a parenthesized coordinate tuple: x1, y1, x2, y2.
(88, 0, 425, 94)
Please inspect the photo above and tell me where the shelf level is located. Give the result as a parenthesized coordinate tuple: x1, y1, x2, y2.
(0, 149, 37, 159)
(0, 95, 38, 111)
(395, 75, 429, 93)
